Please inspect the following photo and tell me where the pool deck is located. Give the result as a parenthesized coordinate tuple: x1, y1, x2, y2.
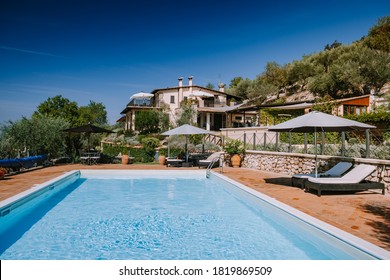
(0, 163, 389, 251)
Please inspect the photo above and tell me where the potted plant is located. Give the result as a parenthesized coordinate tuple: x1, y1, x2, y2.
(158, 148, 167, 165)
(121, 154, 129, 164)
(223, 139, 245, 167)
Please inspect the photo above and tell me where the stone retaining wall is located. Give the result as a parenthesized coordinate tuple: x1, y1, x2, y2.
(241, 150, 390, 192)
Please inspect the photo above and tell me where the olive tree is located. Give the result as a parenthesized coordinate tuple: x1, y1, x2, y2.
(0, 116, 69, 158)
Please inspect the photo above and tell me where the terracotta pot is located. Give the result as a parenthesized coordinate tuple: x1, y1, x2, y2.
(231, 154, 241, 168)
(121, 155, 129, 165)
(158, 155, 166, 165)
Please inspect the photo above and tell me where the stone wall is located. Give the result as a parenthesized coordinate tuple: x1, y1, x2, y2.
(241, 150, 390, 192)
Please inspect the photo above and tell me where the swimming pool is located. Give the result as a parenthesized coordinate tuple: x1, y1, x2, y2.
(0, 170, 389, 260)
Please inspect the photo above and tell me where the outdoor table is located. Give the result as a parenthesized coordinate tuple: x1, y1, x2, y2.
(80, 151, 101, 165)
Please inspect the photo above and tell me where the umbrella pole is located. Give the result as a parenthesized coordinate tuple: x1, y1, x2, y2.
(314, 128, 318, 178)
(185, 136, 188, 162)
(89, 133, 91, 150)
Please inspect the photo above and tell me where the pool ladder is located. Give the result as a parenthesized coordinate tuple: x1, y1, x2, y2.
(206, 156, 223, 178)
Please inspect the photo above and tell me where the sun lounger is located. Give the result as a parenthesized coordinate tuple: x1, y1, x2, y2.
(166, 158, 184, 167)
(198, 152, 223, 168)
(291, 162, 353, 188)
(304, 164, 385, 196)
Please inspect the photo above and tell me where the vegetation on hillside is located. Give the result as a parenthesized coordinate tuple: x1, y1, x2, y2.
(226, 16, 390, 103)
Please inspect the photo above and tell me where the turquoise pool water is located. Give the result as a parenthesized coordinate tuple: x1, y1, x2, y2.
(0, 170, 388, 260)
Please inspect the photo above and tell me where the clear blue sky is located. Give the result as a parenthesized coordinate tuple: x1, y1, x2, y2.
(1, 0, 389, 125)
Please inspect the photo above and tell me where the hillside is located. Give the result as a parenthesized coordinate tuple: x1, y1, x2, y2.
(228, 16, 390, 106)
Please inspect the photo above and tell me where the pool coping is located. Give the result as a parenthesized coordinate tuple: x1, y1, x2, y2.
(0, 170, 80, 216)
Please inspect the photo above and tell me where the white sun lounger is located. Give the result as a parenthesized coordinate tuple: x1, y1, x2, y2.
(198, 152, 223, 168)
(291, 162, 353, 188)
(304, 164, 385, 196)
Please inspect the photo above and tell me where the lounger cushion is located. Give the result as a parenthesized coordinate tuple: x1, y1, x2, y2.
(292, 162, 352, 179)
(200, 152, 222, 162)
(308, 164, 376, 184)
(198, 152, 223, 168)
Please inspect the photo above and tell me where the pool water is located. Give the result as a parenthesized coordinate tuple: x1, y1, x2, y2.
(0, 170, 387, 260)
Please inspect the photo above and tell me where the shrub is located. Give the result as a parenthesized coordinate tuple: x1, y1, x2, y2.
(141, 137, 160, 160)
(102, 144, 155, 163)
(223, 139, 245, 156)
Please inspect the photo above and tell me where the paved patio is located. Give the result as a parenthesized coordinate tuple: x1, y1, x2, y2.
(0, 163, 389, 251)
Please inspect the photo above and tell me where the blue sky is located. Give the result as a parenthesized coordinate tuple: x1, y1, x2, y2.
(0, 0, 389, 125)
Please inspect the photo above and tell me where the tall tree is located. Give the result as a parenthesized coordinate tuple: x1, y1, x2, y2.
(135, 110, 160, 134)
(263, 62, 288, 98)
(364, 16, 390, 53)
(232, 78, 252, 99)
(229, 77, 244, 88)
(0, 116, 69, 158)
(78, 101, 108, 125)
(248, 76, 277, 103)
(33, 95, 79, 125)
(176, 100, 196, 126)
(358, 46, 390, 94)
(288, 58, 316, 90)
(205, 83, 215, 89)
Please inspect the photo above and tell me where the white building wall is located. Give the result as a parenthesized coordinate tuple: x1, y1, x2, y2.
(156, 85, 222, 126)
(121, 77, 232, 130)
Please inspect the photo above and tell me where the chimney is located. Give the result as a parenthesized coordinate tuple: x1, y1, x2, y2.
(178, 77, 183, 87)
(188, 76, 193, 86)
(218, 82, 225, 93)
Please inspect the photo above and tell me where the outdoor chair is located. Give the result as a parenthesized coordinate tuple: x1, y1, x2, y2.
(198, 151, 223, 168)
(304, 164, 385, 196)
(89, 152, 101, 165)
(291, 162, 353, 188)
(79, 150, 90, 165)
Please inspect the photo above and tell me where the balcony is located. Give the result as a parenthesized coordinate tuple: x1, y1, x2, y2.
(128, 99, 154, 107)
(204, 99, 226, 107)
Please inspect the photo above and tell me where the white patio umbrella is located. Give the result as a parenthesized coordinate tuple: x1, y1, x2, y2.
(268, 111, 376, 177)
(161, 124, 210, 161)
(129, 92, 154, 101)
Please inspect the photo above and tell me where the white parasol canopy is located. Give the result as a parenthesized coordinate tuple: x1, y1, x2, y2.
(129, 92, 154, 101)
(161, 124, 210, 136)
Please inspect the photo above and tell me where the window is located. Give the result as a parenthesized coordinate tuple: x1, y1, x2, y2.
(343, 105, 367, 116)
(170, 96, 175, 104)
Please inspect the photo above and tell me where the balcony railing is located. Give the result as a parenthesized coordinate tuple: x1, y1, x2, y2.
(128, 99, 153, 107)
(204, 100, 226, 107)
